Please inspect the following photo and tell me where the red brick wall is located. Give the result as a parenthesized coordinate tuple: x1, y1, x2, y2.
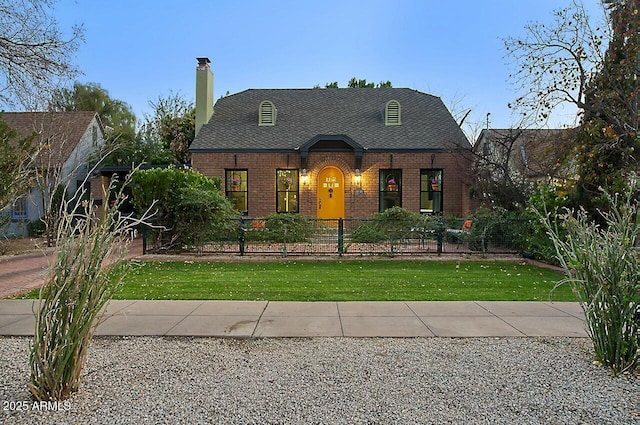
(192, 151, 475, 218)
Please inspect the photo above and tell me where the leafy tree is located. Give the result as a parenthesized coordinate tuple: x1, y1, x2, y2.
(348, 77, 392, 88)
(142, 92, 195, 164)
(99, 133, 174, 167)
(504, 0, 638, 213)
(131, 166, 234, 250)
(0, 0, 83, 109)
(50, 82, 136, 137)
(49, 82, 152, 170)
(315, 79, 393, 89)
(0, 114, 36, 229)
(571, 0, 639, 210)
(50, 83, 186, 169)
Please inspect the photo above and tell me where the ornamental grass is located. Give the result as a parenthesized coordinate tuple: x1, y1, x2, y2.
(538, 181, 639, 376)
(29, 177, 152, 401)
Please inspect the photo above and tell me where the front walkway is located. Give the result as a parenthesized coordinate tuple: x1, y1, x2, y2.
(0, 300, 587, 338)
(0, 239, 143, 299)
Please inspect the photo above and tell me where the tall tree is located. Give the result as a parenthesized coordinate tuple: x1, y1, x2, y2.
(573, 0, 639, 208)
(0, 0, 83, 109)
(347, 77, 392, 88)
(316, 79, 393, 88)
(49, 82, 150, 168)
(504, 0, 638, 211)
(50, 82, 136, 136)
(144, 92, 195, 165)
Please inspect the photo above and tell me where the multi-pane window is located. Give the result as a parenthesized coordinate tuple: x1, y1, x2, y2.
(379, 169, 402, 212)
(11, 196, 27, 219)
(276, 169, 299, 213)
(420, 169, 443, 214)
(225, 169, 248, 214)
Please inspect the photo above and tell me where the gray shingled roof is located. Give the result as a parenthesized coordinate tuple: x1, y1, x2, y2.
(190, 88, 470, 152)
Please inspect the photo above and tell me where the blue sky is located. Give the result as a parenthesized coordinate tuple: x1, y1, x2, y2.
(56, 0, 603, 139)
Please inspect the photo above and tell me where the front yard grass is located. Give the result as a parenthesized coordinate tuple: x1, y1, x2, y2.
(100, 260, 573, 301)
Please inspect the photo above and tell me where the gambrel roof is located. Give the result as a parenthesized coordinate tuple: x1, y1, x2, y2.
(190, 88, 470, 152)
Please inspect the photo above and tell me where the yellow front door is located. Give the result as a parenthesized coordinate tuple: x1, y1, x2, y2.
(317, 166, 345, 219)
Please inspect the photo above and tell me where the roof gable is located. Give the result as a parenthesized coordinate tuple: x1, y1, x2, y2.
(190, 88, 470, 152)
(2, 111, 103, 167)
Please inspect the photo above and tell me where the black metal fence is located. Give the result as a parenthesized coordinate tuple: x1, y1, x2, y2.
(142, 216, 530, 257)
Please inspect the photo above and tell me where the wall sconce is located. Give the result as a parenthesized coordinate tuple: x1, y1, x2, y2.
(354, 169, 361, 187)
(301, 168, 308, 185)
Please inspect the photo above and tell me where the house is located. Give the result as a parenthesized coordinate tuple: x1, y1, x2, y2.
(474, 128, 575, 183)
(1, 111, 105, 236)
(190, 58, 475, 220)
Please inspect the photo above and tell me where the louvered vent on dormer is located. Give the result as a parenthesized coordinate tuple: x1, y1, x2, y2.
(259, 100, 276, 126)
(385, 100, 401, 126)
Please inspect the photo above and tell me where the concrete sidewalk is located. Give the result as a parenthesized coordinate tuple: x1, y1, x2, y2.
(0, 300, 588, 338)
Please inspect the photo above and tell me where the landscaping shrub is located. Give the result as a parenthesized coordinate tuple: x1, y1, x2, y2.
(246, 213, 314, 243)
(27, 219, 46, 237)
(349, 221, 386, 243)
(131, 166, 235, 251)
(521, 182, 572, 262)
(536, 181, 639, 376)
(348, 207, 434, 254)
(173, 185, 237, 250)
(29, 175, 153, 400)
(467, 207, 528, 253)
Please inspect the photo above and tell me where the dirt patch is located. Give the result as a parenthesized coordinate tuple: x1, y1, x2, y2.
(0, 237, 48, 256)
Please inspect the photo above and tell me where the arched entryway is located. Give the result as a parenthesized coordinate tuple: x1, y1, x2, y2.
(316, 166, 345, 219)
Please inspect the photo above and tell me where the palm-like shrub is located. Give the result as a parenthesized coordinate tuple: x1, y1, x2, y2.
(537, 182, 639, 376)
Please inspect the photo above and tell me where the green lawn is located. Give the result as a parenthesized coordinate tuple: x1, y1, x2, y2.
(94, 260, 573, 301)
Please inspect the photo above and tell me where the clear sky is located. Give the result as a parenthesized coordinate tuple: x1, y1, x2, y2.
(55, 0, 604, 140)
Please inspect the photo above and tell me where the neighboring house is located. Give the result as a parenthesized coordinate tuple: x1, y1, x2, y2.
(474, 128, 575, 183)
(1, 111, 105, 237)
(190, 58, 476, 220)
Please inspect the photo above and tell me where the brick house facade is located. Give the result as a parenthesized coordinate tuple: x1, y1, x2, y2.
(190, 58, 475, 219)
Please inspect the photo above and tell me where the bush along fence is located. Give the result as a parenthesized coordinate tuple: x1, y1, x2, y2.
(141, 209, 531, 257)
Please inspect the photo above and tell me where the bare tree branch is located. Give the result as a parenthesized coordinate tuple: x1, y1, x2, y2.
(0, 0, 84, 109)
(503, 0, 607, 123)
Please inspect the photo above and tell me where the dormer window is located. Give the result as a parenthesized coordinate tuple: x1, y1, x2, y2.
(385, 100, 401, 126)
(259, 100, 276, 126)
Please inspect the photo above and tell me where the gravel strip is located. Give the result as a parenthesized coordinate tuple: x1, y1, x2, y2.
(1, 337, 637, 424)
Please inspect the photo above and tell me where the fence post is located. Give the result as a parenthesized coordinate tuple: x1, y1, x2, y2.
(239, 217, 245, 256)
(337, 218, 344, 256)
(142, 225, 147, 255)
(436, 217, 444, 255)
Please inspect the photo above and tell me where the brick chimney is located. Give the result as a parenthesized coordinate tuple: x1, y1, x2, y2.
(195, 57, 214, 136)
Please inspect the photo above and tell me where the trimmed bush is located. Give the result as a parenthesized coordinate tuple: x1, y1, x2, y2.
(27, 219, 46, 237)
(131, 166, 235, 251)
(245, 213, 314, 243)
(348, 207, 436, 254)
